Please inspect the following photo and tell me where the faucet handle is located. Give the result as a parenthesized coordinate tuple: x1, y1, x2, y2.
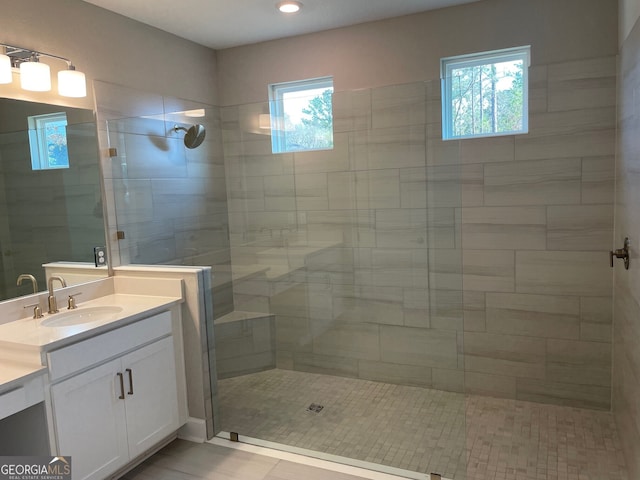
(24, 303, 43, 319)
(67, 293, 82, 310)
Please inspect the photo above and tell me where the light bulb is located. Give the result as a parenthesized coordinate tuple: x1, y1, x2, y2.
(0, 54, 12, 84)
(277, 1, 302, 13)
(58, 68, 87, 98)
(20, 61, 51, 91)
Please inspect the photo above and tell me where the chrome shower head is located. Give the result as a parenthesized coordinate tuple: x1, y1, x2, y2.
(174, 124, 206, 149)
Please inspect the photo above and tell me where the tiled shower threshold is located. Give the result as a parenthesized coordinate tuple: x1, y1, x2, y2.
(210, 433, 442, 480)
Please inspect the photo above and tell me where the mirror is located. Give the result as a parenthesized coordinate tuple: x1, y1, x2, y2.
(0, 97, 106, 301)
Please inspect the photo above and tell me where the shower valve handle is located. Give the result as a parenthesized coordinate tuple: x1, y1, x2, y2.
(610, 237, 630, 270)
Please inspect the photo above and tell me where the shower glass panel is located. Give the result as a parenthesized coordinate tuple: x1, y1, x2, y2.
(216, 79, 466, 479)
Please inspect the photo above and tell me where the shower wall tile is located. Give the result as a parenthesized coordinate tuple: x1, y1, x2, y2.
(464, 371, 516, 398)
(528, 65, 548, 114)
(332, 285, 404, 326)
(514, 129, 616, 161)
(357, 360, 432, 388)
(311, 322, 380, 361)
(292, 352, 359, 378)
(371, 82, 426, 129)
(580, 296, 612, 343)
(332, 89, 372, 133)
(431, 367, 465, 393)
(516, 251, 612, 296)
(355, 169, 401, 209)
(581, 156, 615, 204)
(527, 107, 615, 138)
(461, 206, 546, 250)
(462, 249, 515, 292)
(485, 293, 580, 340)
(460, 164, 484, 207)
(327, 172, 357, 210)
(380, 325, 458, 369)
(351, 126, 426, 171)
(546, 204, 613, 251)
(484, 158, 582, 206)
(400, 167, 427, 208)
(426, 133, 459, 167)
(425, 165, 463, 208)
(547, 56, 617, 112)
(293, 132, 350, 174)
(426, 208, 458, 249)
(374, 209, 428, 249)
(463, 332, 546, 379)
(459, 136, 515, 164)
(546, 339, 611, 387)
(295, 173, 329, 211)
(225, 153, 294, 177)
(227, 177, 265, 212)
(263, 175, 296, 211)
(463, 291, 486, 332)
(516, 378, 611, 410)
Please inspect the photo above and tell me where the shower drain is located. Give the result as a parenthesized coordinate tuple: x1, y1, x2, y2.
(306, 403, 324, 413)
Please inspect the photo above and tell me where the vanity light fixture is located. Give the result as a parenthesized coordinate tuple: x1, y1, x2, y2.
(0, 53, 11, 84)
(0, 43, 87, 98)
(277, 1, 303, 14)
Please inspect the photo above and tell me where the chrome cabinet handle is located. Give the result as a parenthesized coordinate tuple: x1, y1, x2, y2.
(610, 237, 631, 270)
(117, 372, 125, 400)
(126, 368, 134, 395)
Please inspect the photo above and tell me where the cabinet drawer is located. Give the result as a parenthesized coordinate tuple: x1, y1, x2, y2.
(0, 375, 45, 419)
(47, 311, 172, 381)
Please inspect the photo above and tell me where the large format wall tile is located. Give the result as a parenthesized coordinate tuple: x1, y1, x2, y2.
(463, 332, 546, 379)
(516, 251, 612, 296)
(462, 206, 546, 250)
(484, 158, 582, 206)
(463, 250, 515, 292)
(547, 204, 613, 251)
(547, 56, 617, 112)
(380, 325, 458, 369)
(485, 292, 580, 340)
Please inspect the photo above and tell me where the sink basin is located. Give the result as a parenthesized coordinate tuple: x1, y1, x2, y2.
(40, 306, 124, 328)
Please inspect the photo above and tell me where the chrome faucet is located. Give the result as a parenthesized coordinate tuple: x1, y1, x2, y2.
(47, 276, 67, 314)
(17, 274, 39, 294)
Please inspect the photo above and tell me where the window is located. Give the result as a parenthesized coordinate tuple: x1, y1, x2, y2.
(28, 112, 70, 170)
(441, 46, 530, 140)
(269, 76, 334, 154)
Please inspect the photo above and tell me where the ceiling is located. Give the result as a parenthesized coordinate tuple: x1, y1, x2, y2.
(81, 0, 483, 49)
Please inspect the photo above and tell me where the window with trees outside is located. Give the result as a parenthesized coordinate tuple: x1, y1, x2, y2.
(441, 46, 530, 140)
(269, 76, 334, 154)
(27, 112, 70, 170)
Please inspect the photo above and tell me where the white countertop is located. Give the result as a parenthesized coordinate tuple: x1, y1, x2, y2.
(0, 293, 182, 352)
(0, 360, 46, 394)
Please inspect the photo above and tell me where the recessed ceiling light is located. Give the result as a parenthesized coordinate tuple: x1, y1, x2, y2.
(277, 1, 303, 14)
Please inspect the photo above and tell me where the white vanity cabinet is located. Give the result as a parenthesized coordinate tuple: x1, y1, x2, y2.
(47, 310, 181, 480)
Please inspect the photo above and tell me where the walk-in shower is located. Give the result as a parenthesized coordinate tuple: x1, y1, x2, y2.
(101, 69, 626, 480)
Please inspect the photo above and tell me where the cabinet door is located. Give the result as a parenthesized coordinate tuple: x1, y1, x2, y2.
(50, 358, 129, 480)
(123, 336, 179, 459)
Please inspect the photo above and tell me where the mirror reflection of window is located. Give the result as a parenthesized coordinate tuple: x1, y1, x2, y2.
(27, 112, 70, 170)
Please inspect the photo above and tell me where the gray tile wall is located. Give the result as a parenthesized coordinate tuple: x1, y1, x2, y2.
(614, 14, 640, 480)
(221, 54, 616, 409)
(94, 81, 234, 318)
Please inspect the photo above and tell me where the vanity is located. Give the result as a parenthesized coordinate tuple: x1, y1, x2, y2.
(0, 275, 187, 480)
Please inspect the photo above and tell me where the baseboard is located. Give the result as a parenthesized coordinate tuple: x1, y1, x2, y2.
(177, 417, 207, 443)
